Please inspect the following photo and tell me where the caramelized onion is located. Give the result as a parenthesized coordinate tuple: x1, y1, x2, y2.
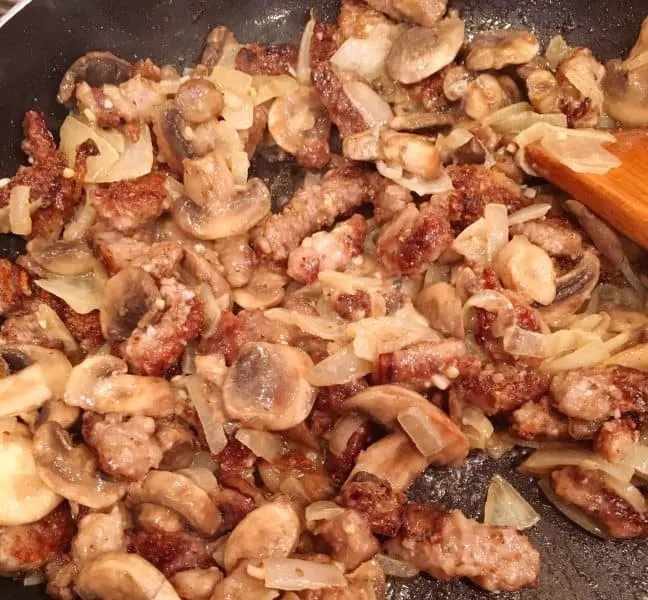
(305, 501, 346, 523)
(258, 558, 347, 591)
(307, 344, 372, 387)
(35, 273, 104, 315)
(507, 203, 552, 226)
(484, 475, 540, 529)
(600, 472, 647, 513)
(374, 554, 419, 578)
(461, 406, 495, 450)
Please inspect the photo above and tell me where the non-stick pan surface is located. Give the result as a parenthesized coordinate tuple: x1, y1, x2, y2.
(0, 1, 646, 599)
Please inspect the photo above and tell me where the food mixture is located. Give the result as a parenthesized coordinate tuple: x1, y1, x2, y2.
(0, 0, 647, 598)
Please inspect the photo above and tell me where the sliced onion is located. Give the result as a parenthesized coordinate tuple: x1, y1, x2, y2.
(35, 273, 104, 315)
(307, 344, 372, 387)
(184, 375, 228, 455)
(607, 343, 648, 371)
(545, 35, 571, 70)
(264, 308, 347, 341)
(519, 448, 634, 482)
(490, 111, 567, 135)
(502, 326, 547, 358)
(35, 304, 79, 356)
(332, 37, 392, 80)
(328, 414, 367, 456)
(398, 406, 446, 457)
(318, 271, 385, 295)
(343, 81, 393, 127)
(538, 477, 609, 539)
(253, 75, 300, 105)
(260, 558, 347, 591)
(484, 204, 508, 264)
(194, 354, 228, 387)
(62, 200, 97, 242)
(483, 102, 534, 126)
(178, 467, 220, 493)
(376, 161, 454, 196)
(540, 339, 610, 373)
(626, 445, 648, 481)
(600, 472, 647, 513)
(486, 434, 515, 459)
(452, 217, 488, 265)
(424, 263, 451, 286)
(23, 572, 45, 587)
(484, 475, 540, 529)
(210, 66, 254, 95)
(305, 501, 346, 523)
(461, 406, 494, 450)
(235, 428, 286, 462)
(463, 290, 516, 337)
(222, 90, 254, 130)
(191, 451, 218, 473)
(101, 124, 154, 183)
(9, 185, 32, 236)
(373, 554, 419, 578)
(437, 127, 474, 155)
(507, 203, 552, 226)
(541, 135, 621, 175)
(279, 476, 311, 504)
(296, 13, 316, 85)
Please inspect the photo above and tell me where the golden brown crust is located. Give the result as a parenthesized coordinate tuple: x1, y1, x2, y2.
(235, 43, 298, 75)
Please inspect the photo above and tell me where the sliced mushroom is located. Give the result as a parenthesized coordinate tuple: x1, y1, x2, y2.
(100, 267, 162, 342)
(366, 0, 447, 27)
(176, 79, 225, 124)
(210, 562, 278, 600)
(387, 18, 465, 84)
(415, 281, 464, 338)
(465, 30, 540, 71)
(343, 385, 469, 465)
(201, 26, 239, 69)
(183, 151, 235, 209)
(232, 265, 287, 310)
(127, 470, 222, 536)
(268, 87, 331, 168)
(223, 500, 301, 572)
(0, 433, 62, 526)
(603, 58, 648, 126)
(33, 422, 127, 509)
(443, 65, 471, 101)
(539, 250, 601, 326)
(57, 51, 133, 105)
(153, 103, 197, 174)
(0, 346, 72, 419)
(26, 239, 96, 276)
(65, 355, 176, 416)
(75, 552, 180, 600)
(184, 247, 232, 302)
(169, 567, 223, 600)
(346, 431, 429, 493)
(172, 178, 271, 240)
(213, 235, 257, 288)
(37, 399, 80, 429)
(222, 342, 316, 431)
(463, 74, 512, 120)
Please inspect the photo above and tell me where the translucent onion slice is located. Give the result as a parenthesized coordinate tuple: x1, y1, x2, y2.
(296, 13, 316, 85)
(463, 290, 516, 337)
(376, 161, 454, 196)
(374, 554, 419, 578)
(545, 35, 571, 69)
(328, 414, 367, 456)
(502, 326, 547, 358)
(210, 66, 253, 95)
(9, 185, 32, 236)
(183, 375, 228, 456)
(63, 200, 97, 242)
(541, 135, 621, 175)
(235, 428, 286, 462)
(461, 406, 495, 450)
(259, 558, 347, 591)
(484, 475, 540, 529)
(397, 406, 447, 457)
(538, 478, 609, 539)
(307, 344, 372, 387)
(483, 102, 534, 126)
(519, 448, 634, 482)
(332, 37, 392, 80)
(35, 273, 104, 315)
(484, 204, 508, 264)
(253, 75, 300, 105)
(540, 339, 610, 373)
(507, 203, 552, 227)
(343, 81, 393, 127)
(177, 467, 220, 493)
(35, 304, 79, 357)
(600, 472, 647, 513)
(279, 476, 311, 504)
(452, 217, 488, 265)
(222, 90, 254, 130)
(264, 308, 348, 341)
(305, 501, 346, 523)
(626, 445, 648, 482)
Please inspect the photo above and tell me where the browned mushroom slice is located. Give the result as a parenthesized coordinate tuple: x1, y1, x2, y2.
(387, 18, 465, 84)
(152, 103, 197, 174)
(33, 422, 127, 509)
(223, 500, 301, 572)
(182, 150, 235, 209)
(603, 58, 648, 126)
(57, 51, 133, 105)
(26, 239, 96, 276)
(175, 79, 225, 124)
(365, 0, 448, 27)
(415, 282, 464, 338)
(222, 342, 316, 431)
(232, 266, 287, 310)
(465, 31, 540, 71)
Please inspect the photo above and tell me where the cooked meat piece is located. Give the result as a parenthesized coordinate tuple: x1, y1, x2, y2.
(376, 201, 454, 276)
(512, 217, 585, 260)
(288, 214, 368, 284)
(90, 171, 171, 233)
(210, 484, 258, 532)
(385, 504, 540, 591)
(200, 26, 238, 69)
(0, 312, 67, 351)
(215, 437, 258, 481)
(71, 508, 127, 564)
(235, 43, 298, 75)
(407, 70, 455, 114)
(252, 166, 377, 262)
(551, 466, 648, 538)
(44, 556, 78, 600)
(312, 63, 369, 137)
(593, 417, 638, 463)
(447, 165, 527, 230)
(374, 339, 479, 389)
(82, 412, 163, 481)
(338, 0, 397, 39)
(21, 110, 60, 162)
(0, 259, 33, 315)
(364, 0, 447, 26)
(312, 509, 380, 570)
(510, 397, 570, 440)
(0, 504, 74, 576)
(315, 380, 370, 415)
(326, 421, 374, 486)
(550, 366, 648, 421)
(332, 290, 372, 321)
(457, 363, 551, 416)
(123, 277, 203, 376)
(242, 102, 270, 159)
(310, 22, 342, 70)
(128, 531, 215, 577)
(170, 567, 224, 600)
(339, 472, 406, 537)
(373, 180, 412, 224)
(465, 31, 540, 71)
(199, 309, 294, 364)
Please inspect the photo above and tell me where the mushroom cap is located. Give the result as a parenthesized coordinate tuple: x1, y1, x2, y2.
(387, 18, 465, 84)
(183, 151, 235, 209)
(33, 422, 127, 509)
(223, 500, 301, 572)
(465, 30, 540, 71)
(172, 177, 271, 240)
(75, 552, 181, 600)
(176, 78, 225, 124)
(152, 103, 197, 174)
(127, 470, 222, 536)
(222, 342, 316, 431)
(603, 58, 648, 127)
(231, 266, 287, 310)
(100, 267, 162, 342)
(0, 434, 62, 526)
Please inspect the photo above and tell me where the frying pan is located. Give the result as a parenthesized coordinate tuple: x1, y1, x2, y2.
(0, 1, 646, 599)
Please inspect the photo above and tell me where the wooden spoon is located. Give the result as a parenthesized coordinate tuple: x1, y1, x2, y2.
(525, 130, 648, 249)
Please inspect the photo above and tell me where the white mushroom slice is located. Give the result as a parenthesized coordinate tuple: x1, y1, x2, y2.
(211, 563, 279, 600)
(0, 434, 62, 526)
(75, 552, 181, 600)
(33, 422, 127, 509)
(415, 281, 464, 338)
(493, 236, 556, 306)
(127, 470, 222, 536)
(223, 500, 301, 572)
(222, 342, 316, 431)
(387, 18, 465, 84)
(173, 177, 271, 240)
(65, 355, 176, 416)
(232, 265, 287, 310)
(169, 568, 223, 600)
(365, 0, 447, 27)
(465, 31, 540, 71)
(463, 74, 511, 120)
(183, 150, 235, 209)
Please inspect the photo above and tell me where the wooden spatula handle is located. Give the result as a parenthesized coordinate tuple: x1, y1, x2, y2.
(525, 130, 648, 249)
